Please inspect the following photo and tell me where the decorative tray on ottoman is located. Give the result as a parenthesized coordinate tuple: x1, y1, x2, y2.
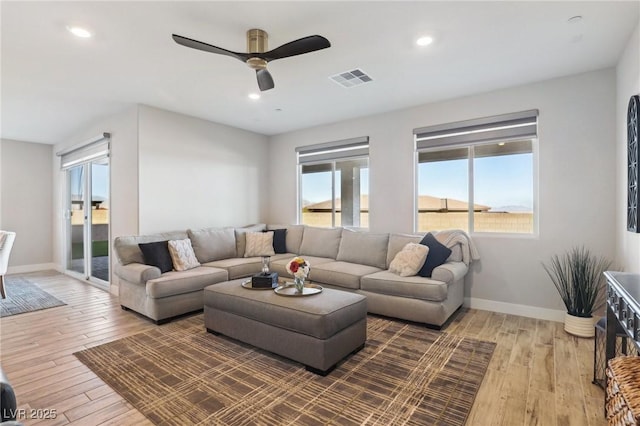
(274, 283, 323, 297)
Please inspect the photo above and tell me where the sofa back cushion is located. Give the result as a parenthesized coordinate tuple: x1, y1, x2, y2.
(234, 224, 266, 257)
(187, 227, 236, 263)
(299, 226, 342, 259)
(386, 233, 423, 268)
(114, 231, 188, 266)
(336, 229, 389, 269)
(267, 224, 304, 254)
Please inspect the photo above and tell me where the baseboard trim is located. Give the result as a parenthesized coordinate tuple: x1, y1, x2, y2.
(7, 263, 59, 275)
(464, 297, 565, 323)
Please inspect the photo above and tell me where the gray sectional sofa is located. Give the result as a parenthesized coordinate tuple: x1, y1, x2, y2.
(114, 224, 478, 328)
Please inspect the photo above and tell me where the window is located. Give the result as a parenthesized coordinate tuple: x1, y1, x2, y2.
(297, 137, 369, 228)
(414, 110, 537, 234)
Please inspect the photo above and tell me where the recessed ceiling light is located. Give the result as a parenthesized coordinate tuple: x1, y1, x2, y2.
(416, 36, 434, 47)
(67, 26, 92, 38)
(248, 93, 261, 100)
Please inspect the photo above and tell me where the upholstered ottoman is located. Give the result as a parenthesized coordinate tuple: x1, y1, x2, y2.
(204, 279, 367, 375)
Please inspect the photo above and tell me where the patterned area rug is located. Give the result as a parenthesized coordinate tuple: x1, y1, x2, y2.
(75, 315, 495, 425)
(0, 276, 66, 317)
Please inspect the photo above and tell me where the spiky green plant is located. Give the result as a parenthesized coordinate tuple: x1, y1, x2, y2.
(542, 247, 613, 318)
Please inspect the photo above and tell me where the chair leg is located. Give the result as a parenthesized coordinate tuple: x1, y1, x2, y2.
(0, 275, 5, 299)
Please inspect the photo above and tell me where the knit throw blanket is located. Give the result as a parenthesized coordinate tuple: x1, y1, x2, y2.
(434, 229, 480, 265)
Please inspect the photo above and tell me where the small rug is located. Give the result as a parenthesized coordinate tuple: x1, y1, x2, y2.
(0, 276, 66, 317)
(75, 315, 495, 425)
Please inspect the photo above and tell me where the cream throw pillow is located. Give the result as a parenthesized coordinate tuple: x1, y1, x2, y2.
(168, 239, 201, 271)
(244, 231, 276, 257)
(389, 243, 430, 277)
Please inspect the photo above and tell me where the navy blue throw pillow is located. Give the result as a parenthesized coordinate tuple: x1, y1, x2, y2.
(418, 233, 452, 277)
(269, 229, 287, 254)
(139, 241, 173, 274)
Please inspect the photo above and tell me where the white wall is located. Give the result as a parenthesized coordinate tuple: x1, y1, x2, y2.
(53, 106, 139, 293)
(1, 139, 53, 271)
(268, 68, 617, 317)
(616, 22, 640, 273)
(137, 105, 269, 234)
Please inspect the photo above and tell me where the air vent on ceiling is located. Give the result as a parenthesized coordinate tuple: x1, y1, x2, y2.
(329, 69, 373, 88)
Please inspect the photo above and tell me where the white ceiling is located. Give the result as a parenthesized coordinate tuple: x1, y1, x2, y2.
(1, 1, 638, 145)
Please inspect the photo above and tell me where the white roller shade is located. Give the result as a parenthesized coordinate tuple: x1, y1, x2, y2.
(414, 110, 538, 149)
(57, 133, 110, 169)
(296, 136, 369, 164)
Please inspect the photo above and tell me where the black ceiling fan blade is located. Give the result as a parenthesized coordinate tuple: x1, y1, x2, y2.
(256, 69, 275, 91)
(172, 34, 250, 62)
(261, 35, 330, 62)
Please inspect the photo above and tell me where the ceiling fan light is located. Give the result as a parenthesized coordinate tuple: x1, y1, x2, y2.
(248, 93, 261, 100)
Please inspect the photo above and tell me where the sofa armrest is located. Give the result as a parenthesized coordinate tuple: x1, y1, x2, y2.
(431, 261, 468, 284)
(114, 262, 161, 285)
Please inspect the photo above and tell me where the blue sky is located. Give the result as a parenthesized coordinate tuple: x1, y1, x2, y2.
(69, 163, 109, 200)
(420, 153, 533, 209)
(302, 153, 533, 209)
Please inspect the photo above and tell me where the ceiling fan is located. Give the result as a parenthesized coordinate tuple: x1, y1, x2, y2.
(172, 29, 331, 91)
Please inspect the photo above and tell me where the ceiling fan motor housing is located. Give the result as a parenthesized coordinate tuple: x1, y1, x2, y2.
(246, 29, 268, 70)
(247, 29, 267, 53)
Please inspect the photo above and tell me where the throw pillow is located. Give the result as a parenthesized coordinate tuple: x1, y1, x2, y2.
(266, 228, 287, 254)
(168, 239, 201, 271)
(244, 232, 276, 257)
(418, 233, 452, 277)
(389, 243, 430, 277)
(138, 241, 173, 274)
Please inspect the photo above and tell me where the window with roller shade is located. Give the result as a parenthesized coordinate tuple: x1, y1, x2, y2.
(297, 137, 369, 228)
(414, 110, 538, 234)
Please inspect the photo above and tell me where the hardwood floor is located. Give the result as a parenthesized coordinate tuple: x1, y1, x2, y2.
(0, 271, 605, 425)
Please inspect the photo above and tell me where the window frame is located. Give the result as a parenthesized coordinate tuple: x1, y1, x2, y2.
(296, 137, 370, 229)
(414, 118, 539, 236)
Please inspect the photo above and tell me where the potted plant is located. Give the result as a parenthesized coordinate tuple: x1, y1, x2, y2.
(542, 246, 613, 337)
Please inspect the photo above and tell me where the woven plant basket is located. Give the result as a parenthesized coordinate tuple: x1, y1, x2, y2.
(607, 356, 640, 426)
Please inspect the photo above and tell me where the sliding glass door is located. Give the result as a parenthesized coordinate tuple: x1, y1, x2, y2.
(65, 153, 110, 286)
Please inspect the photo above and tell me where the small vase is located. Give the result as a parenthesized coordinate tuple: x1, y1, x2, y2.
(294, 277, 305, 294)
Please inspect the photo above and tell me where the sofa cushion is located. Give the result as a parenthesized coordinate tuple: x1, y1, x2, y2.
(114, 231, 188, 265)
(244, 231, 275, 257)
(168, 239, 201, 271)
(418, 233, 452, 278)
(146, 266, 228, 299)
(433, 232, 463, 262)
(138, 241, 173, 274)
(188, 227, 236, 263)
(336, 229, 389, 269)
(268, 224, 304, 254)
(203, 258, 263, 280)
(386, 233, 423, 268)
(311, 261, 382, 290)
(299, 226, 342, 259)
(270, 228, 287, 254)
(361, 270, 448, 302)
(389, 243, 429, 277)
(234, 224, 266, 257)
